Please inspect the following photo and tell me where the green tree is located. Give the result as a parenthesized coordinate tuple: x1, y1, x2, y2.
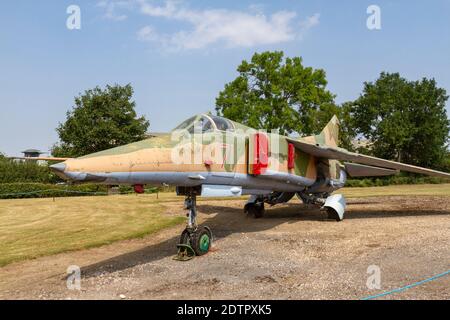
(444, 152, 450, 172)
(53, 84, 149, 157)
(337, 102, 358, 151)
(348, 72, 449, 168)
(215, 51, 339, 136)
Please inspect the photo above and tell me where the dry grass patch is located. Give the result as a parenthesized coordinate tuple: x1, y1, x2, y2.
(341, 183, 450, 198)
(0, 194, 184, 266)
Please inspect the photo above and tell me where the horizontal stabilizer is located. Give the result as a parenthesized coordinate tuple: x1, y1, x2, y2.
(344, 162, 398, 177)
(287, 138, 450, 179)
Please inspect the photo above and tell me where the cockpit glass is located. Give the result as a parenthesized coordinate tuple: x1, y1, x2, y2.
(187, 116, 213, 134)
(201, 117, 213, 132)
(173, 116, 196, 131)
(211, 115, 234, 131)
(173, 115, 214, 133)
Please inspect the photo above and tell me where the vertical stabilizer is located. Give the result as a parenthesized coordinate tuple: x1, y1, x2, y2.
(317, 115, 340, 147)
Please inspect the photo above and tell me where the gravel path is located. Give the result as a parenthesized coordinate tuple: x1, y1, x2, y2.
(0, 195, 449, 300)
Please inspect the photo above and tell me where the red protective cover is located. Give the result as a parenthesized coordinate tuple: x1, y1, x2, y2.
(134, 184, 145, 194)
(253, 133, 269, 175)
(288, 143, 295, 169)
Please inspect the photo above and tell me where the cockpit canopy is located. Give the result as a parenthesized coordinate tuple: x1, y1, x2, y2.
(172, 114, 236, 133)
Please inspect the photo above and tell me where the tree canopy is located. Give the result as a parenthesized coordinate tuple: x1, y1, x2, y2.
(215, 51, 338, 136)
(53, 84, 149, 158)
(347, 72, 449, 169)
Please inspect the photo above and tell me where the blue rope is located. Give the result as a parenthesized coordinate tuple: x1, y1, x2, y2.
(361, 269, 450, 300)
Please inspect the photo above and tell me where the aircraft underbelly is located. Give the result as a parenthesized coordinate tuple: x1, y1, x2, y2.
(63, 169, 314, 193)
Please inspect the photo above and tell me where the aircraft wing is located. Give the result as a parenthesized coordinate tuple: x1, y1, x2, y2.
(286, 138, 450, 179)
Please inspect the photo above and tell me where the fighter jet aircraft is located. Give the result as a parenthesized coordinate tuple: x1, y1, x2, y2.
(36, 114, 450, 259)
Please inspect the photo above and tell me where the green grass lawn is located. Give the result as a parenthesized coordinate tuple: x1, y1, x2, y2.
(0, 184, 449, 267)
(0, 194, 184, 267)
(341, 183, 450, 198)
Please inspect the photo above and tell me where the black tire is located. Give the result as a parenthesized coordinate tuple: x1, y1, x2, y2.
(326, 208, 343, 222)
(247, 203, 265, 218)
(191, 227, 212, 256)
(179, 228, 191, 245)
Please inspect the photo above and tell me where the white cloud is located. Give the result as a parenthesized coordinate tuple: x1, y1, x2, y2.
(97, 0, 131, 21)
(99, 1, 320, 50)
(138, 0, 178, 18)
(137, 25, 160, 41)
(300, 13, 320, 30)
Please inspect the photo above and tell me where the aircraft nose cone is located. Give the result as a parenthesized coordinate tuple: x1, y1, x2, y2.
(50, 162, 66, 173)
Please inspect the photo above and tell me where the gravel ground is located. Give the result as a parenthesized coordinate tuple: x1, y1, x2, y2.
(0, 195, 449, 300)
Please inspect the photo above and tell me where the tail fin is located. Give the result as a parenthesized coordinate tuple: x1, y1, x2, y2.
(317, 115, 340, 147)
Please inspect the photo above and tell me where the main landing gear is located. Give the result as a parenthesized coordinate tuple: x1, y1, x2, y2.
(174, 192, 213, 261)
(297, 192, 346, 222)
(244, 195, 265, 218)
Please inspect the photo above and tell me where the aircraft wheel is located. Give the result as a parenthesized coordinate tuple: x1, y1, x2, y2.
(179, 228, 191, 245)
(247, 203, 265, 219)
(326, 207, 343, 222)
(191, 227, 212, 256)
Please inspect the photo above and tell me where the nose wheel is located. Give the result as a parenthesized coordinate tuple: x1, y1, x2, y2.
(174, 193, 213, 261)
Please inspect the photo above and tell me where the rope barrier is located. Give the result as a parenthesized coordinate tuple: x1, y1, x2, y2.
(361, 269, 450, 300)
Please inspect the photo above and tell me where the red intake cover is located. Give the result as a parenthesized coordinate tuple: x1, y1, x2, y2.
(253, 133, 269, 175)
(134, 184, 145, 194)
(288, 143, 295, 169)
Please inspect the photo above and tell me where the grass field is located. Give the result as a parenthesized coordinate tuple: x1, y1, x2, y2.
(0, 184, 449, 267)
(341, 183, 450, 198)
(0, 194, 185, 267)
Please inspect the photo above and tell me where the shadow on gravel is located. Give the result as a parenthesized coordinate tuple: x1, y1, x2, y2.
(80, 202, 449, 278)
(80, 235, 179, 279)
(345, 209, 450, 219)
(80, 204, 293, 278)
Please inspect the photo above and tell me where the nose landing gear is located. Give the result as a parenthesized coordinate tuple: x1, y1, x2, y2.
(174, 192, 213, 261)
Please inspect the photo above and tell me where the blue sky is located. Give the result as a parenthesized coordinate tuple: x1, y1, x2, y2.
(1, 0, 449, 155)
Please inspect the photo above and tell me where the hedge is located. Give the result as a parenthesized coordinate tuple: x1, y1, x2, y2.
(345, 175, 449, 188)
(0, 183, 160, 199)
(0, 183, 108, 199)
(0, 159, 61, 184)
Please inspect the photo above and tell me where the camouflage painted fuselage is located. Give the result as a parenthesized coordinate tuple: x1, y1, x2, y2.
(52, 115, 344, 195)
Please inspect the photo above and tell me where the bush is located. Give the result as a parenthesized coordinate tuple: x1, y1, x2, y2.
(0, 183, 108, 199)
(118, 185, 160, 194)
(346, 174, 450, 188)
(0, 158, 62, 184)
(0, 183, 162, 199)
